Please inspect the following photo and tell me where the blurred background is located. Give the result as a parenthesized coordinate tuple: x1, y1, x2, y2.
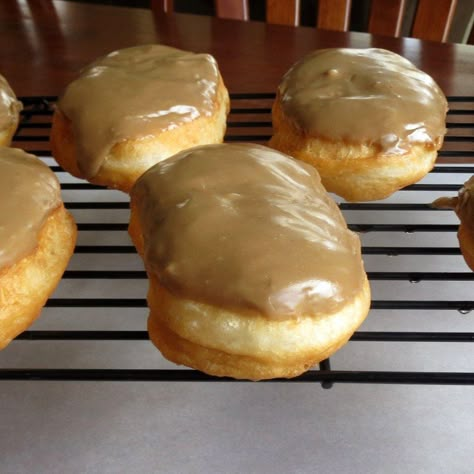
(62, 0, 474, 44)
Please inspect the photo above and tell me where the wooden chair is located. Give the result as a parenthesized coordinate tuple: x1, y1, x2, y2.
(151, 0, 459, 43)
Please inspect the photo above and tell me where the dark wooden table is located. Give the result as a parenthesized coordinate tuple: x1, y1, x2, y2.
(0, 0, 473, 97)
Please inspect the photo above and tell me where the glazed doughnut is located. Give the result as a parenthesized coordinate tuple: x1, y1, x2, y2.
(129, 143, 370, 380)
(0, 74, 22, 146)
(51, 44, 229, 192)
(269, 48, 448, 202)
(432, 176, 474, 271)
(0, 148, 77, 350)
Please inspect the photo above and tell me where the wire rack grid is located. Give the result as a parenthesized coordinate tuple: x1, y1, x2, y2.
(0, 93, 473, 388)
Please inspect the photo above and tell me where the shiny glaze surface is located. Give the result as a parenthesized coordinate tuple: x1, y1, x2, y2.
(132, 143, 365, 319)
(58, 45, 220, 178)
(0, 74, 22, 130)
(278, 48, 447, 153)
(0, 148, 60, 269)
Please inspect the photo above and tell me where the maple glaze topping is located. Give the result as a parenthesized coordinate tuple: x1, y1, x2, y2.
(0, 148, 61, 269)
(132, 143, 365, 320)
(58, 44, 221, 179)
(0, 74, 22, 131)
(278, 48, 447, 154)
(433, 176, 474, 230)
(456, 176, 474, 228)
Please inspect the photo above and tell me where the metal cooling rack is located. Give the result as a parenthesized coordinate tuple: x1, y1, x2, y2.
(1, 93, 473, 387)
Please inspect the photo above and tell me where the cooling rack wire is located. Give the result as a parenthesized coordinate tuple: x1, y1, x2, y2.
(1, 93, 473, 388)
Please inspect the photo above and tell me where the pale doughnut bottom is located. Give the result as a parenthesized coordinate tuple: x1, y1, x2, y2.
(269, 98, 442, 202)
(147, 276, 371, 381)
(0, 206, 77, 350)
(458, 224, 474, 271)
(50, 77, 229, 193)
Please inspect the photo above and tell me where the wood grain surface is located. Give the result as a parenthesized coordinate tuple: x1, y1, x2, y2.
(0, 0, 472, 97)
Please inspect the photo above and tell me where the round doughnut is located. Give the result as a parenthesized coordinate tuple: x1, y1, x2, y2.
(0, 74, 22, 146)
(269, 48, 448, 202)
(433, 176, 474, 271)
(129, 143, 370, 380)
(0, 148, 77, 350)
(51, 44, 229, 193)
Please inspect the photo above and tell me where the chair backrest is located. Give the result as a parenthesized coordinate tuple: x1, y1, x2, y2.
(151, 0, 460, 43)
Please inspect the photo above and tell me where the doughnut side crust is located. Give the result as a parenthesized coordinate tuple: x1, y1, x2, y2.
(147, 275, 370, 380)
(51, 77, 229, 193)
(269, 94, 442, 202)
(129, 204, 371, 380)
(458, 224, 474, 271)
(0, 205, 77, 349)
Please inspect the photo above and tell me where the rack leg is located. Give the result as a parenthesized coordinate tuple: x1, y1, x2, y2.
(318, 358, 333, 389)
